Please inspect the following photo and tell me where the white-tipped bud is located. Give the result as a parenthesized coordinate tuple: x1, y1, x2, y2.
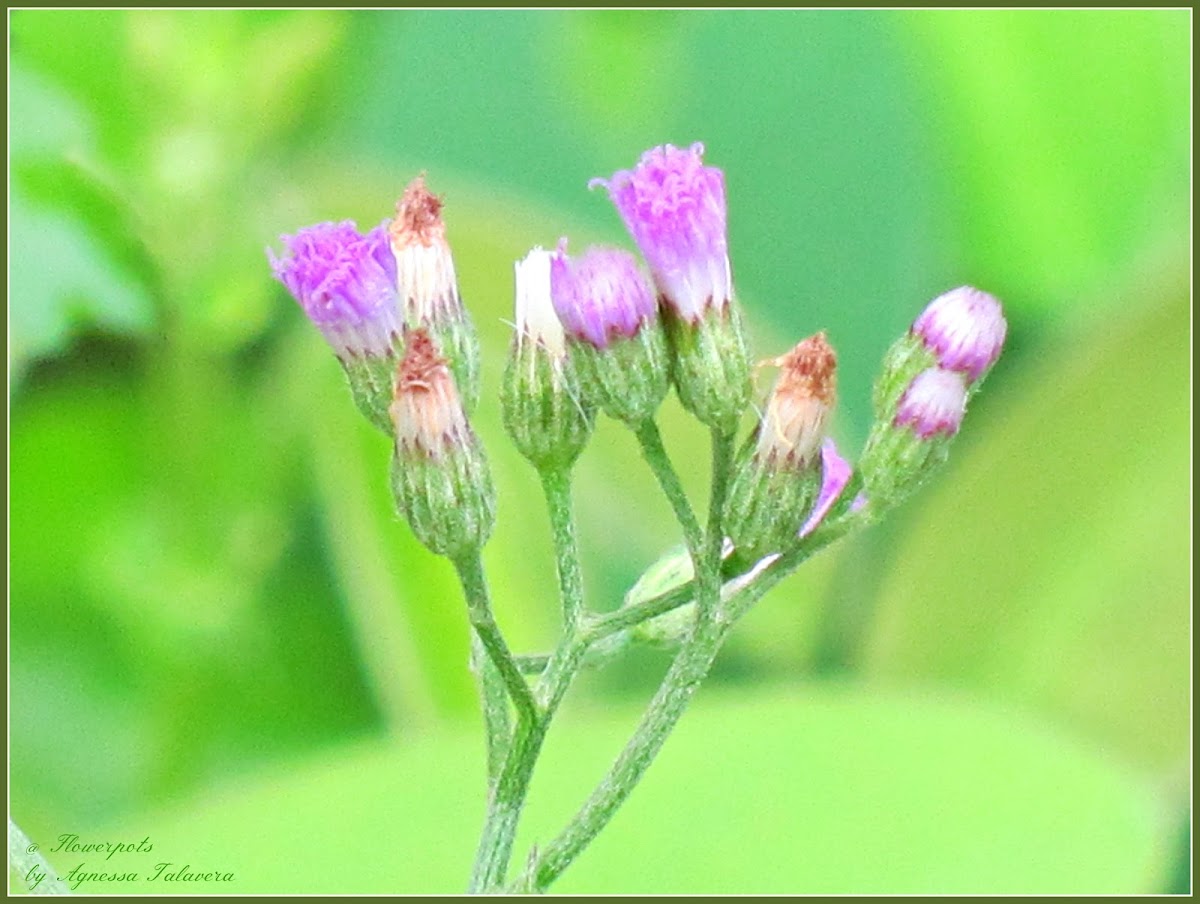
(389, 176, 461, 326)
(389, 329, 469, 457)
(501, 249, 596, 471)
(388, 175, 480, 411)
(389, 329, 495, 557)
(514, 247, 566, 359)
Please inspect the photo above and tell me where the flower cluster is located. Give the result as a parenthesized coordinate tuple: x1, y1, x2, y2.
(267, 143, 1009, 895)
(268, 143, 1006, 563)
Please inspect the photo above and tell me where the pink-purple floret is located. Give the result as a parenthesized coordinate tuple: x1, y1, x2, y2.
(591, 143, 729, 315)
(269, 220, 398, 327)
(800, 438, 855, 538)
(912, 286, 1007, 382)
(550, 244, 657, 349)
(894, 368, 967, 439)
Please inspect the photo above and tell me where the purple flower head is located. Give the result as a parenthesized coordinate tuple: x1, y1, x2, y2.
(590, 142, 731, 323)
(269, 220, 400, 359)
(912, 286, 1007, 382)
(800, 438, 853, 538)
(549, 241, 658, 349)
(894, 367, 968, 439)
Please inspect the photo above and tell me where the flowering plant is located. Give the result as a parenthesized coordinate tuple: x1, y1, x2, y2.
(268, 143, 1006, 893)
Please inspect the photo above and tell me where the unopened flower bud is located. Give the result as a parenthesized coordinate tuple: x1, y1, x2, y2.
(591, 142, 751, 432)
(874, 285, 1007, 419)
(501, 248, 596, 470)
(895, 367, 968, 438)
(549, 242, 670, 425)
(269, 220, 401, 433)
(912, 286, 1007, 382)
(389, 176, 481, 411)
(724, 333, 837, 563)
(859, 365, 968, 507)
(389, 329, 495, 558)
(625, 544, 698, 648)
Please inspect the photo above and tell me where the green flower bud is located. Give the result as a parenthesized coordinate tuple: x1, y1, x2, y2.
(666, 303, 752, 435)
(549, 242, 671, 426)
(501, 249, 596, 471)
(724, 333, 836, 564)
(389, 329, 495, 558)
(625, 544, 697, 648)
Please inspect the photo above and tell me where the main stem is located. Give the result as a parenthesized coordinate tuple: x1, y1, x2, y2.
(698, 429, 735, 618)
(470, 634, 512, 786)
(526, 614, 730, 890)
(522, 427, 738, 892)
(467, 467, 590, 892)
(469, 711, 545, 893)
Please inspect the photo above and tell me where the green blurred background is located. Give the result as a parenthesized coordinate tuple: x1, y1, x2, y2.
(9, 9, 1190, 894)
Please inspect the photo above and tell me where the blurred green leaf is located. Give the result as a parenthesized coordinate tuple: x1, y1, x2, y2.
(897, 10, 1189, 313)
(861, 261, 1189, 775)
(12, 11, 347, 356)
(10, 340, 381, 829)
(83, 687, 1169, 893)
(9, 186, 155, 379)
(542, 12, 688, 157)
(287, 331, 470, 729)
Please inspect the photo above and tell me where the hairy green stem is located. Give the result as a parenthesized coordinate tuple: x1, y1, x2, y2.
(586, 582, 695, 640)
(468, 467, 591, 891)
(522, 615, 731, 891)
(540, 467, 586, 633)
(634, 419, 703, 556)
(453, 553, 537, 725)
(470, 634, 512, 786)
(698, 429, 735, 618)
(471, 638, 592, 891)
(518, 425, 736, 892)
(517, 500, 871, 677)
(721, 506, 871, 624)
(469, 711, 545, 893)
(515, 653, 552, 675)
(520, 505, 872, 890)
